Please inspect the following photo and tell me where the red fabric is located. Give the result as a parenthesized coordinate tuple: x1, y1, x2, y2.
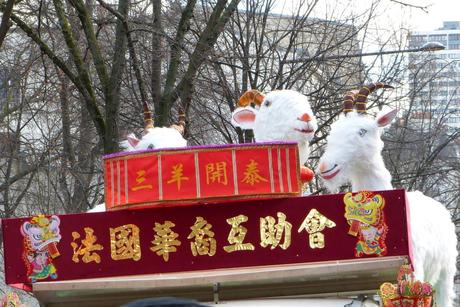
(198, 151, 235, 197)
(2, 189, 411, 286)
(126, 156, 159, 205)
(235, 148, 271, 194)
(161, 153, 196, 200)
(105, 144, 301, 210)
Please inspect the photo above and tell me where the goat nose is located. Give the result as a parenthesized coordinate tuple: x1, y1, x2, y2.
(299, 113, 311, 122)
(318, 162, 327, 173)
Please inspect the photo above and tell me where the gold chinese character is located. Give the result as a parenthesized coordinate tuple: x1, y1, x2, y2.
(205, 162, 228, 185)
(309, 232, 326, 249)
(150, 221, 181, 262)
(188, 217, 216, 256)
(71, 227, 104, 263)
(166, 163, 189, 190)
(110, 224, 141, 261)
(260, 212, 292, 250)
(132, 170, 153, 191)
(223, 214, 254, 253)
(298, 209, 336, 249)
(241, 159, 268, 186)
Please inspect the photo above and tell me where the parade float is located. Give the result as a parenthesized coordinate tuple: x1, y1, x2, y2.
(1, 85, 455, 307)
(2, 145, 412, 306)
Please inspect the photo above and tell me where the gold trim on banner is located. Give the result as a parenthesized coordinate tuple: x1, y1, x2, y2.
(124, 158, 129, 204)
(107, 191, 301, 211)
(158, 155, 163, 201)
(277, 148, 284, 193)
(268, 148, 275, 193)
(110, 160, 115, 207)
(104, 144, 298, 162)
(104, 161, 110, 206)
(232, 149, 239, 195)
(117, 160, 121, 205)
(286, 148, 292, 192)
(293, 148, 301, 193)
(194, 153, 201, 198)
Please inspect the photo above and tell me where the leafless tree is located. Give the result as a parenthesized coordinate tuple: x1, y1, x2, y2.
(0, 0, 458, 302)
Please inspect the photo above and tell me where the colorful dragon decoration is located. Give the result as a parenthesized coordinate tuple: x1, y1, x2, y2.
(344, 191, 388, 257)
(20, 215, 61, 282)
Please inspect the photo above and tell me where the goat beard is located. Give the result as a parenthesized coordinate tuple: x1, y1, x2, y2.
(321, 173, 348, 194)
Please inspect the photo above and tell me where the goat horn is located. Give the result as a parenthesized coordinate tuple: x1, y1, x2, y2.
(343, 90, 358, 114)
(354, 82, 394, 114)
(238, 89, 265, 107)
(171, 109, 186, 135)
(143, 101, 154, 129)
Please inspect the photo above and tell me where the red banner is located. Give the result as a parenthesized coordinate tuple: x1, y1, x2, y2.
(1, 190, 411, 287)
(103, 142, 301, 210)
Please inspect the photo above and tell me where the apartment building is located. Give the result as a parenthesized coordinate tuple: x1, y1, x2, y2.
(408, 21, 460, 129)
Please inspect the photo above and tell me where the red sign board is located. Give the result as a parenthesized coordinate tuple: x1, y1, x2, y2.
(103, 142, 301, 210)
(1, 190, 411, 288)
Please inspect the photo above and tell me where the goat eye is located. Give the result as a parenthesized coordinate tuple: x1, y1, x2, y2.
(147, 144, 154, 149)
(264, 100, 272, 107)
(358, 128, 367, 137)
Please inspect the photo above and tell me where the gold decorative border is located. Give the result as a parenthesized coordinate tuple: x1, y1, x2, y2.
(104, 161, 110, 206)
(104, 144, 298, 162)
(124, 158, 129, 203)
(232, 149, 239, 195)
(194, 152, 201, 198)
(117, 160, 121, 205)
(110, 160, 115, 207)
(286, 148, 292, 192)
(158, 155, 163, 200)
(277, 148, 284, 193)
(294, 148, 302, 192)
(108, 191, 301, 211)
(268, 148, 275, 193)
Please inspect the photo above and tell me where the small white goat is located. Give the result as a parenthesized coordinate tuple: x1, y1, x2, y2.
(122, 105, 187, 151)
(318, 83, 457, 307)
(231, 89, 318, 165)
(89, 104, 187, 213)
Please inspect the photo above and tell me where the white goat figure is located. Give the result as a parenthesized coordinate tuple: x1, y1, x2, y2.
(122, 102, 187, 151)
(318, 82, 457, 307)
(89, 103, 187, 213)
(231, 89, 318, 181)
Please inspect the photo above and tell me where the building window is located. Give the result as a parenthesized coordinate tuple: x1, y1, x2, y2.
(446, 117, 460, 123)
(410, 35, 426, 42)
(428, 34, 447, 42)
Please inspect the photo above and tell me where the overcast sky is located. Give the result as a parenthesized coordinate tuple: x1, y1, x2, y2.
(272, 0, 460, 32)
(408, 0, 460, 31)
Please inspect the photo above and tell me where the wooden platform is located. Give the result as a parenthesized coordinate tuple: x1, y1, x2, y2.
(33, 256, 405, 307)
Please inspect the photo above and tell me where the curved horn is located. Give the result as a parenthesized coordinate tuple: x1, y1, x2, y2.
(354, 82, 394, 114)
(171, 109, 186, 135)
(143, 101, 154, 129)
(343, 90, 358, 114)
(238, 89, 265, 107)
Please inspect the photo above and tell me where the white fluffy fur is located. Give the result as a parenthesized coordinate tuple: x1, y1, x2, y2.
(87, 203, 106, 213)
(121, 127, 187, 151)
(231, 90, 318, 164)
(319, 109, 457, 307)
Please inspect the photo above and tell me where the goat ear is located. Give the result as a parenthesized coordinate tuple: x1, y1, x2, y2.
(376, 108, 397, 127)
(231, 107, 257, 130)
(127, 133, 140, 148)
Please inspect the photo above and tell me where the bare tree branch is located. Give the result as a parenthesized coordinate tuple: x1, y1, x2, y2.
(0, 0, 15, 48)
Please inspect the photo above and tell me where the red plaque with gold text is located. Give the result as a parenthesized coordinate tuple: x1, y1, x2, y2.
(1, 189, 412, 288)
(103, 142, 301, 210)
